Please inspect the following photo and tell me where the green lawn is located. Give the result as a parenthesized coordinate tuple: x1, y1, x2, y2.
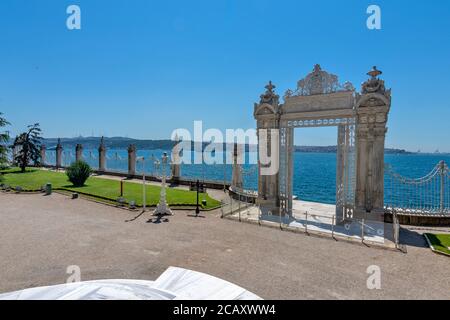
(424, 233, 450, 256)
(0, 168, 221, 210)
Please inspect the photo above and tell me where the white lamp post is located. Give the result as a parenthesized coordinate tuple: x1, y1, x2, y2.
(137, 156, 146, 212)
(153, 152, 173, 216)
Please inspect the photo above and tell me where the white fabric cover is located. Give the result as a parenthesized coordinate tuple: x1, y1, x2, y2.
(0, 267, 261, 300)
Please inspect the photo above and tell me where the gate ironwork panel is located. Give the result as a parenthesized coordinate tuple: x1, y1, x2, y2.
(336, 124, 356, 221)
(278, 126, 290, 215)
(385, 161, 450, 215)
(280, 118, 356, 218)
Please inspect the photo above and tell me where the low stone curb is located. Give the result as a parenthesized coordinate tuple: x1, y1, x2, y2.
(423, 233, 450, 257)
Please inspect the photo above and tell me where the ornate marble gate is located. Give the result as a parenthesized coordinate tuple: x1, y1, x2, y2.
(254, 65, 391, 222)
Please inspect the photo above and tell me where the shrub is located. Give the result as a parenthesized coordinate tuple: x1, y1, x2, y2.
(66, 160, 92, 187)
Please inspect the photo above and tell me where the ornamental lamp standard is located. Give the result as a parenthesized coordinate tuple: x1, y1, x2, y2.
(136, 156, 146, 212)
(153, 152, 173, 216)
(196, 179, 200, 215)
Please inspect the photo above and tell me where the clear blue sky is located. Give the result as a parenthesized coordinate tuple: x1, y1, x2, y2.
(0, 0, 449, 152)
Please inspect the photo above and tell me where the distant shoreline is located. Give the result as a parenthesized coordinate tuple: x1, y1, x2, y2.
(35, 137, 449, 155)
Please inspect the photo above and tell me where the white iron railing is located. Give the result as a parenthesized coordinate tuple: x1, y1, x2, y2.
(384, 161, 450, 216)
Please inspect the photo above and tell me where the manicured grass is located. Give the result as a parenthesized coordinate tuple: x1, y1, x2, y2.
(424, 233, 450, 256)
(0, 168, 221, 210)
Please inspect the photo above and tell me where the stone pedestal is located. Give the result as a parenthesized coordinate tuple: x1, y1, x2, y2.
(40, 145, 46, 166)
(128, 144, 137, 176)
(98, 137, 106, 172)
(75, 144, 83, 162)
(56, 139, 63, 168)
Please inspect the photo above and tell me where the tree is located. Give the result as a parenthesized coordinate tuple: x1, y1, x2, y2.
(12, 123, 42, 173)
(0, 113, 10, 169)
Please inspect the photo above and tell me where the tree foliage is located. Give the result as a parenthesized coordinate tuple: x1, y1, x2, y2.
(12, 123, 42, 173)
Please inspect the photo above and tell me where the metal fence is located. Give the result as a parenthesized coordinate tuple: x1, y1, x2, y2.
(221, 194, 399, 247)
(385, 161, 450, 216)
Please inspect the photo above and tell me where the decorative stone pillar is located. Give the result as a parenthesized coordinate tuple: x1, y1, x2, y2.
(11, 146, 18, 166)
(98, 137, 106, 173)
(231, 143, 243, 189)
(354, 67, 391, 222)
(75, 144, 83, 162)
(170, 135, 181, 184)
(254, 81, 281, 216)
(56, 138, 63, 168)
(40, 145, 46, 166)
(128, 144, 137, 177)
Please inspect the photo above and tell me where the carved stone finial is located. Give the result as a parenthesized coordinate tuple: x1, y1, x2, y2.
(367, 66, 382, 79)
(259, 81, 280, 106)
(362, 66, 386, 94)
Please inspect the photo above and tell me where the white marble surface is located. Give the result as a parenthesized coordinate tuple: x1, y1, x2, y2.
(0, 267, 261, 300)
(234, 200, 386, 243)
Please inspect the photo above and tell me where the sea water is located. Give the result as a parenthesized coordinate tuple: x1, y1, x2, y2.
(45, 149, 450, 205)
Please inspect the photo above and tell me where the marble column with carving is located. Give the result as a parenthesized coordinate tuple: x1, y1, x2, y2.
(171, 135, 181, 184)
(98, 137, 106, 173)
(56, 139, 63, 168)
(355, 67, 391, 221)
(75, 144, 83, 162)
(11, 146, 19, 165)
(231, 143, 243, 190)
(128, 144, 137, 177)
(40, 145, 46, 166)
(254, 81, 281, 215)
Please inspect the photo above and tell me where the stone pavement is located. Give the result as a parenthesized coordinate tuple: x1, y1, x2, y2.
(0, 192, 449, 299)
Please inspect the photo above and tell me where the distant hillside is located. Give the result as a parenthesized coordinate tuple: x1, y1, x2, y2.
(43, 137, 176, 150)
(293, 145, 413, 154)
(41, 136, 413, 154)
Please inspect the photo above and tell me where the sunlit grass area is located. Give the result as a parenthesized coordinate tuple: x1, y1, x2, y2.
(0, 168, 221, 210)
(424, 233, 450, 256)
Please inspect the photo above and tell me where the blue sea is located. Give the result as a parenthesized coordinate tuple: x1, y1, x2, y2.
(45, 149, 450, 205)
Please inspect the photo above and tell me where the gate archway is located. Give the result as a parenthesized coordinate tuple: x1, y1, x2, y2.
(254, 65, 391, 222)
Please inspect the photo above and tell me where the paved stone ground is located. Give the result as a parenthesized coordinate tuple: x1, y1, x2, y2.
(0, 192, 449, 299)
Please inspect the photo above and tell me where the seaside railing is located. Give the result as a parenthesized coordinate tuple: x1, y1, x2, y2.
(384, 161, 450, 216)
